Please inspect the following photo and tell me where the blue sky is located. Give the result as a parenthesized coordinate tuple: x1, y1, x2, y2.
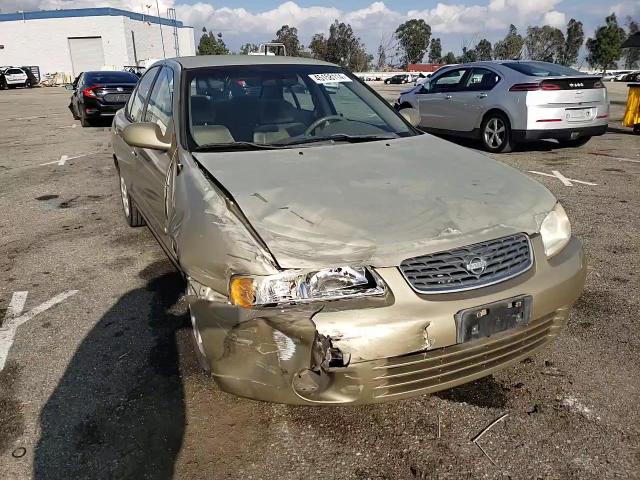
(4, 0, 639, 60)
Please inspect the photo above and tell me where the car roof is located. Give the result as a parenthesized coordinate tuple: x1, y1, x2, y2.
(173, 55, 338, 69)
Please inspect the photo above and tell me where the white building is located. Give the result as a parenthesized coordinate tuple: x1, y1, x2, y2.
(0, 8, 195, 76)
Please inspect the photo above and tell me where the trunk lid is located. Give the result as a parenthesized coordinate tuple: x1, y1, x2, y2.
(193, 135, 556, 269)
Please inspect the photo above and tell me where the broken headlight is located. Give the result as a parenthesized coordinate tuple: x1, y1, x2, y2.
(229, 266, 386, 308)
(540, 202, 571, 258)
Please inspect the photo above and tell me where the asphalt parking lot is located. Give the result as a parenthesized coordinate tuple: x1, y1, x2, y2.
(1, 83, 639, 480)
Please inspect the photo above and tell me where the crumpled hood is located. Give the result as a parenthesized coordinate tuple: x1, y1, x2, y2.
(194, 134, 556, 269)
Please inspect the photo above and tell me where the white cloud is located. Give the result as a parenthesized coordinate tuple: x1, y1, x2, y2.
(0, 0, 574, 52)
(612, 0, 640, 20)
(543, 11, 566, 29)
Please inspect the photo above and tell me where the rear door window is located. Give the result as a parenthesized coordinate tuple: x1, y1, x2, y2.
(463, 68, 500, 91)
(127, 66, 159, 122)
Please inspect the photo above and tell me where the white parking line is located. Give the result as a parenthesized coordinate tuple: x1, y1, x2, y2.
(0, 290, 78, 371)
(551, 170, 573, 186)
(529, 170, 598, 186)
(40, 153, 90, 166)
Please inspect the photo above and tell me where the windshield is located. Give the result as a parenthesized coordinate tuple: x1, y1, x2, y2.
(503, 61, 582, 77)
(84, 72, 139, 84)
(184, 64, 415, 149)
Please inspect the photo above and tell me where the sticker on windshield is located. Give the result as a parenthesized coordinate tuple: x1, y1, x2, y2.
(308, 73, 352, 84)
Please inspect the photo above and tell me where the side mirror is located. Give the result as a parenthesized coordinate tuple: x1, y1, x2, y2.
(122, 122, 171, 151)
(64, 84, 75, 90)
(400, 107, 420, 127)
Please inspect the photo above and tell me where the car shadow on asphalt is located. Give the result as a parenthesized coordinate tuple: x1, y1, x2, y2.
(33, 260, 188, 480)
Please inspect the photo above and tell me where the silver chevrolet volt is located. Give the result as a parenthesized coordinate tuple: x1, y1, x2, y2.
(396, 60, 609, 152)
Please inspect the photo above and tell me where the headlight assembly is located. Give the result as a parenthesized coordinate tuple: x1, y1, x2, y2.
(540, 202, 571, 258)
(229, 266, 386, 308)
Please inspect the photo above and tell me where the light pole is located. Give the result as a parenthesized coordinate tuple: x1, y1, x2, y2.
(155, 0, 166, 59)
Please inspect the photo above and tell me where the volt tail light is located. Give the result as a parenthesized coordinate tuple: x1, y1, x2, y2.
(509, 82, 561, 92)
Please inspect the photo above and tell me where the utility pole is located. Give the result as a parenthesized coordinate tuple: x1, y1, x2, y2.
(155, 0, 166, 59)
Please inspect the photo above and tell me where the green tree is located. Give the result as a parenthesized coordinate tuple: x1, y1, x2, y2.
(442, 51, 457, 64)
(239, 43, 258, 55)
(376, 43, 387, 69)
(475, 39, 492, 61)
(309, 33, 328, 60)
(458, 46, 477, 63)
(428, 38, 442, 63)
(586, 14, 627, 71)
(395, 19, 431, 66)
(197, 29, 229, 55)
(273, 25, 301, 56)
(493, 24, 524, 59)
(525, 25, 565, 62)
(326, 20, 370, 71)
(558, 19, 584, 66)
(624, 18, 639, 69)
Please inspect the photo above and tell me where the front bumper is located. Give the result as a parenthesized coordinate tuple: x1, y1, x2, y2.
(189, 235, 586, 405)
(513, 125, 607, 142)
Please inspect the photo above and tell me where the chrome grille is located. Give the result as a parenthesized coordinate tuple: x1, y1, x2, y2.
(399, 234, 532, 293)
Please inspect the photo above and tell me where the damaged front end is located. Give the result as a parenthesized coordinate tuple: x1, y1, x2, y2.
(187, 278, 395, 404)
(169, 146, 584, 405)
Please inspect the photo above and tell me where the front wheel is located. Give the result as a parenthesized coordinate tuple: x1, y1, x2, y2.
(480, 113, 513, 153)
(119, 172, 145, 227)
(558, 136, 592, 148)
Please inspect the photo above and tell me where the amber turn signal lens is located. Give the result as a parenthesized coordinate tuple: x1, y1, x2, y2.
(229, 277, 255, 308)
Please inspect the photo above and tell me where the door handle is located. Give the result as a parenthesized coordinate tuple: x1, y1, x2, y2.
(477, 93, 488, 99)
(444, 94, 452, 100)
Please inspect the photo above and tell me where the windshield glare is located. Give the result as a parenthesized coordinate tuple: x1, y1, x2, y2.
(185, 64, 414, 148)
(503, 61, 582, 77)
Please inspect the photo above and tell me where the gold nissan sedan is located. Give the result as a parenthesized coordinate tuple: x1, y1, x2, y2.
(112, 56, 586, 405)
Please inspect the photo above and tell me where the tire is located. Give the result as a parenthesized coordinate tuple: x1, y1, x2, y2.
(558, 136, 592, 148)
(71, 103, 80, 120)
(80, 109, 92, 127)
(118, 171, 145, 227)
(480, 112, 513, 153)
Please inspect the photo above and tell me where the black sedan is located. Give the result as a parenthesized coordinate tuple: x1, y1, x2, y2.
(68, 71, 139, 126)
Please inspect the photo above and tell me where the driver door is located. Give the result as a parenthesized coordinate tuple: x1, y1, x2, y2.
(416, 68, 469, 130)
(135, 66, 176, 246)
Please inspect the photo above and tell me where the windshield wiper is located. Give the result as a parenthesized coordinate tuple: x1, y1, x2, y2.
(193, 141, 283, 152)
(280, 134, 397, 147)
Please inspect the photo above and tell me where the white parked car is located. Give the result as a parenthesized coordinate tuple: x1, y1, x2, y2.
(2, 67, 29, 88)
(396, 61, 609, 152)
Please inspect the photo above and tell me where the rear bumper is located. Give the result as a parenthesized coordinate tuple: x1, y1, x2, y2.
(189, 235, 586, 405)
(83, 102, 126, 117)
(513, 124, 607, 142)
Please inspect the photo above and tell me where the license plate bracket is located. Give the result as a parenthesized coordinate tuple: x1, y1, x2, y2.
(565, 108, 592, 122)
(455, 295, 532, 344)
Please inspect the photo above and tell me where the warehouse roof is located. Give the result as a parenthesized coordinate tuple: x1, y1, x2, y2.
(0, 7, 187, 27)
